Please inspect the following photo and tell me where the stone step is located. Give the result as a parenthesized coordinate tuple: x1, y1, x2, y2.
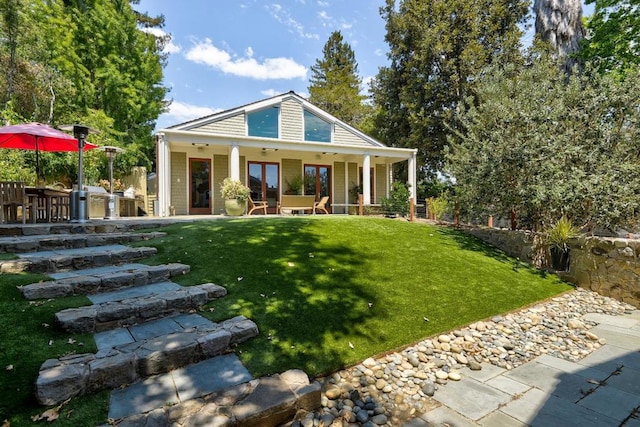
(111, 367, 321, 427)
(0, 244, 157, 274)
(18, 262, 190, 300)
(0, 231, 166, 253)
(35, 315, 260, 406)
(54, 283, 227, 333)
(0, 219, 184, 237)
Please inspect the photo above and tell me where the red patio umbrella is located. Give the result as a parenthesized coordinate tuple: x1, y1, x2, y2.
(0, 122, 98, 179)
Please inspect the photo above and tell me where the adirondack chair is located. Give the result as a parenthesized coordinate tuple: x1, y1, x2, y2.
(313, 196, 330, 214)
(247, 196, 268, 215)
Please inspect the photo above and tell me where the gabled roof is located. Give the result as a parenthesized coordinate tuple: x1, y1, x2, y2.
(161, 91, 386, 148)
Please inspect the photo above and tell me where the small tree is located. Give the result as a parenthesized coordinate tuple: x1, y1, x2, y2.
(381, 181, 410, 217)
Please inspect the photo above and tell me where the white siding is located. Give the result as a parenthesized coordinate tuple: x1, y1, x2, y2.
(171, 152, 187, 215)
(334, 124, 370, 146)
(281, 99, 303, 140)
(195, 114, 245, 136)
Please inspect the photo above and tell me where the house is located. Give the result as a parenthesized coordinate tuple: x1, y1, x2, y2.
(155, 91, 417, 216)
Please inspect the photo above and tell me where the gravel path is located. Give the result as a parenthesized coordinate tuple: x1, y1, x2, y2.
(294, 287, 637, 427)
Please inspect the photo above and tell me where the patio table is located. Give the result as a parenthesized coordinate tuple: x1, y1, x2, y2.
(25, 187, 71, 222)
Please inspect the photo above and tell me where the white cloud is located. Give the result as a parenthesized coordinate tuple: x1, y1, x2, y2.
(185, 38, 307, 80)
(261, 89, 280, 97)
(317, 1, 329, 6)
(140, 27, 181, 54)
(266, 4, 319, 39)
(165, 100, 222, 123)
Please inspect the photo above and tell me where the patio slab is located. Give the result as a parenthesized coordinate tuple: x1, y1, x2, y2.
(87, 281, 181, 304)
(500, 388, 617, 427)
(432, 376, 511, 421)
(49, 263, 148, 280)
(108, 353, 253, 420)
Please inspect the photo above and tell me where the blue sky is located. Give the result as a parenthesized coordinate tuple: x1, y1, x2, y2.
(135, 0, 594, 131)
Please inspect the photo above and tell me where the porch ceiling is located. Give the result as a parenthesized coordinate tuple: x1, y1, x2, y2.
(161, 129, 416, 165)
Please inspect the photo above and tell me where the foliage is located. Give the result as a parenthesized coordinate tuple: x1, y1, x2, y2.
(580, 0, 640, 75)
(419, 176, 454, 200)
(546, 216, 581, 252)
(284, 175, 303, 195)
(371, 0, 528, 176)
(381, 181, 410, 216)
(98, 178, 125, 192)
(308, 31, 367, 126)
(445, 49, 640, 231)
(0, 0, 168, 183)
(428, 197, 450, 221)
(220, 177, 250, 203)
(349, 182, 362, 202)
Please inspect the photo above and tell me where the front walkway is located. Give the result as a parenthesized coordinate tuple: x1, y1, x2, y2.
(407, 310, 640, 426)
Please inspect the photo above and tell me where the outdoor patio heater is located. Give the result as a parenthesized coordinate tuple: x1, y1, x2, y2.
(68, 124, 90, 223)
(100, 146, 125, 219)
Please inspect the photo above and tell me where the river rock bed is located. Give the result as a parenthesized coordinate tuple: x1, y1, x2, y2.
(291, 288, 637, 427)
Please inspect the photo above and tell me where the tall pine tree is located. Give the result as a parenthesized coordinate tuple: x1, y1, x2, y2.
(308, 30, 366, 126)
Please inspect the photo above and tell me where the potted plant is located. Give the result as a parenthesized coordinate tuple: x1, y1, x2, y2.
(284, 175, 303, 195)
(220, 177, 250, 216)
(546, 216, 581, 271)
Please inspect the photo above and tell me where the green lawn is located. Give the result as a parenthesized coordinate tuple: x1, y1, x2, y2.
(0, 216, 571, 425)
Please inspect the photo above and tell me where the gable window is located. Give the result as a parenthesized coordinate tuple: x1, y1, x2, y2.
(248, 107, 279, 138)
(304, 110, 332, 142)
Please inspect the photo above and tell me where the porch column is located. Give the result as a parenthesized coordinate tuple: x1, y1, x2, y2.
(408, 151, 417, 201)
(156, 133, 171, 217)
(363, 154, 371, 205)
(230, 143, 240, 181)
(344, 161, 350, 212)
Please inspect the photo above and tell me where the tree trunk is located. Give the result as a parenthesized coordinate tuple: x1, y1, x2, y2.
(533, 0, 585, 72)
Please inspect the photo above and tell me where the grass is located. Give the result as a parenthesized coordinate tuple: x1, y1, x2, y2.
(138, 216, 570, 376)
(0, 216, 571, 424)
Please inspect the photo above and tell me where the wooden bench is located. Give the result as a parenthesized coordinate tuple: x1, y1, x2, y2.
(278, 195, 316, 214)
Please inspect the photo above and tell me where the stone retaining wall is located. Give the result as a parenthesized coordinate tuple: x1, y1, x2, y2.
(566, 237, 640, 307)
(466, 227, 548, 268)
(466, 226, 640, 308)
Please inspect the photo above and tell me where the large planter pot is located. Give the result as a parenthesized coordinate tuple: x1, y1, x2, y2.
(224, 199, 246, 216)
(550, 246, 570, 271)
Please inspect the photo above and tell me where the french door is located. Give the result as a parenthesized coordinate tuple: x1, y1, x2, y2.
(304, 165, 331, 211)
(248, 162, 279, 213)
(189, 158, 211, 214)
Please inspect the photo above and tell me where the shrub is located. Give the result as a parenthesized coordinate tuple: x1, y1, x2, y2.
(546, 216, 581, 252)
(428, 197, 449, 221)
(381, 181, 410, 217)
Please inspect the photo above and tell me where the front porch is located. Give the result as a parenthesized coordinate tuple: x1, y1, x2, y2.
(157, 138, 415, 216)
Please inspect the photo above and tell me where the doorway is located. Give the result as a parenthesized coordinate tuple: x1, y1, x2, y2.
(248, 162, 279, 213)
(189, 158, 211, 214)
(304, 165, 331, 211)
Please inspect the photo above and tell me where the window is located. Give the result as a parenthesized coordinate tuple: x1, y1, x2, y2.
(304, 110, 332, 142)
(248, 107, 279, 138)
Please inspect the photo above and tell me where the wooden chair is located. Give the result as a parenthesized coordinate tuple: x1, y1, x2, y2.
(1, 181, 38, 223)
(247, 197, 268, 215)
(313, 196, 330, 214)
(0, 182, 11, 223)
